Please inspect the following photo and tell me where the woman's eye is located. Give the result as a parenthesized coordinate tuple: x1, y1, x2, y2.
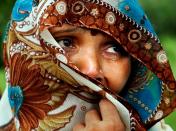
(106, 46, 119, 54)
(57, 38, 74, 49)
(105, 41, 128, 56)
(103, 41, 128, 60)
(56, 37, 78, 55)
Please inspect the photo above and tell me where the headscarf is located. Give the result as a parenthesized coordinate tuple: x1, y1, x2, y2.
(0, 0, 176, 130)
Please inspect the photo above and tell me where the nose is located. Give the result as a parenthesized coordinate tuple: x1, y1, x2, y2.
(81, 58, 101, 79)
(69, 49, 104, 83)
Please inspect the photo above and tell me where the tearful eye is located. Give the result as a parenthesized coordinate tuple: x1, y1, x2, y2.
(55, 37, 78, 55)
(104, 41, 122, 56)
(102, 41, 128, 60)
(105, 41, 128, 56)
(57, 38, 74, 48)
(106, 46, 119, 54)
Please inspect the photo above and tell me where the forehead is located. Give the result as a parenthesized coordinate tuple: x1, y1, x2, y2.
(49, 24, 112, 39)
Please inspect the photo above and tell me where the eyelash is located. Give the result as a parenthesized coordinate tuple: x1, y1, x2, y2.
(56, 37, 75, 49)
(105, 42, 127, 56)
(106, 45, 119, 53)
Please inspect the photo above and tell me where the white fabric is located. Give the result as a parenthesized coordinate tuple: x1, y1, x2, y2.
(48, 93, 97, 131)
(0, 87, 13, 126)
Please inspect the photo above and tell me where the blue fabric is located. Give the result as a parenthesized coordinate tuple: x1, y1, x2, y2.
(124, 75, 162, 122)
(11, 0, 33, 21)
(121, 63, 162, 123)
(8, 85, 23, 116)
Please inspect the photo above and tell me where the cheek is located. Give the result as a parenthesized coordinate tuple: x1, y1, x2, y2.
(102, 58, 131, 93)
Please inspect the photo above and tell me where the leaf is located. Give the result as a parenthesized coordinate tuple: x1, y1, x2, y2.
(38, 60, 78, 86)
(37, 106, 76, 130)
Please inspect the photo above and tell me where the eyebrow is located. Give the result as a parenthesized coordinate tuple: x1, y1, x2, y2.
(50, 27, 83, 36)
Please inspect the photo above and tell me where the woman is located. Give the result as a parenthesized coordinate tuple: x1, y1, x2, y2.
(0, 0, 175, 130)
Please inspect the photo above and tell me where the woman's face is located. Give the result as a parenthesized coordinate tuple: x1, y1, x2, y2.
(50, 24, 131, 93)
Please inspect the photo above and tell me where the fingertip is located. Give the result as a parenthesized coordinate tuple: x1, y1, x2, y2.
(73, 123, 85, 131)
(99, 99, 107, 104)
(99, 99, 113, 107)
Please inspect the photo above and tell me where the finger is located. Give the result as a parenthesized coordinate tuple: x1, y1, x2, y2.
(73, 123, 85, 131)
(99, 99, 121, 122)
(85, 109, 101, 125)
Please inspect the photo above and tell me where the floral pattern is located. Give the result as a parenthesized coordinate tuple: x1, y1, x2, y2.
(9, 53, 52, 130)
(4, 52, 77, 130)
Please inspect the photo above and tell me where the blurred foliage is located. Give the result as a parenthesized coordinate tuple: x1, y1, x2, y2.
(139, 0, 176, 36)
(0, 0, 16, 67)
(0, 69, 5, 93)
(165, 111, 176, 131)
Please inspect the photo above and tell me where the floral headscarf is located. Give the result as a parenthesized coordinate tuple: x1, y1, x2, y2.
(0, 0, 176, 130)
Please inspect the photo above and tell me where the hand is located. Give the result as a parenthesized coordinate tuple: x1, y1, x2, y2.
(73, 99, 125, 131)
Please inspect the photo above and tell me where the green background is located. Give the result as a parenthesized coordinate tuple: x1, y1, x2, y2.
(0, 0, 176, 130)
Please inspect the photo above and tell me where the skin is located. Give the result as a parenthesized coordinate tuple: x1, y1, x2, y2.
(49, 24, 131, 131)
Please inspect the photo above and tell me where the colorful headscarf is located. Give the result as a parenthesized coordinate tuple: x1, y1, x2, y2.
(0, 0, 176, 130)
